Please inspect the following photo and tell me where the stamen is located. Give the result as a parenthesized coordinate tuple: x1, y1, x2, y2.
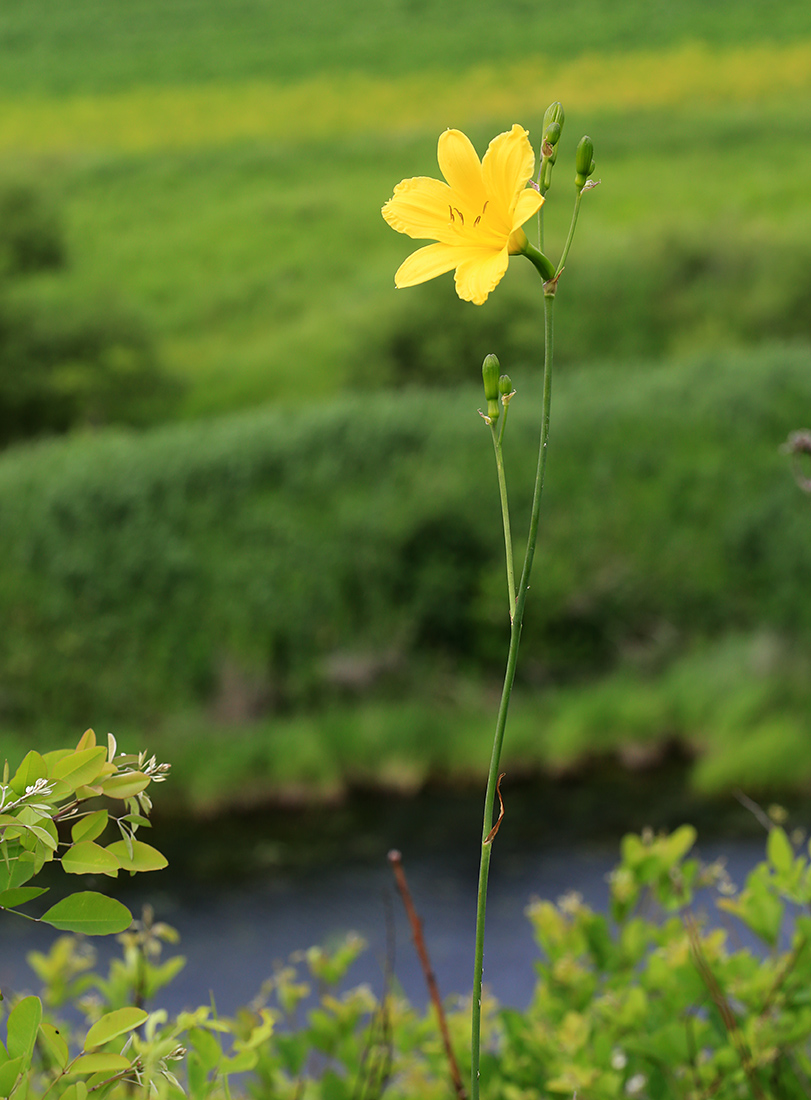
(448, 205, 455, 222)
(453, 207, 465, 225)
(482, 200, 489, 216)
(473, 215, 481, 227)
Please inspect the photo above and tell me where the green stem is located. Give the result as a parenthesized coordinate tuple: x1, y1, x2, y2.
(471, 291, 555, 1100)
(489, 421, 515, 622)
(555, 190, 583, 278)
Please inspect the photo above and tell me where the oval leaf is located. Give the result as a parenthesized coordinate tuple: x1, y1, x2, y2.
(98, 773, 150, 800)
(0, 1056, 22, 1097)
(62, 842, 120, 878)
(106, 840, 167, 873)
(75, 730, 97, 752)
(72, 811, 109, 845)
(10, 752, 47, 797)
(39, 1023, 69, 1070)
(49, 748, 108, 791)
(768, 825, 794, 875)
(7, 996, 42, 1061)
(84, 1008, 147, 1051)
(41, 892, 132, 935)
(71, 1053, 132, 1075)
(0, 887, 48, 909)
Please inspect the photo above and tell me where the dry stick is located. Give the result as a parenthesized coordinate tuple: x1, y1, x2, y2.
(683, 911, 767, 1100)
(387, 850, 467, 1100)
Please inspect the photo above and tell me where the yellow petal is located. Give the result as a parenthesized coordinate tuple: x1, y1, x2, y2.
(382, 176, 455, 242)
(437, 129, 486, 213)
(453, 247, 510, 305)
(511, 186, 544, 232)
(394, 242, 460, 288)
(482, 125, 536, 228)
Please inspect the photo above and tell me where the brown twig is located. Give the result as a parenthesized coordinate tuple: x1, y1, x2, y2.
(387, 850, 467, 1100)
(683, 911, 767, 1100)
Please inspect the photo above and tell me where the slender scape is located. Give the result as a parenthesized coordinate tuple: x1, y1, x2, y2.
(471, 290, 555, 1100)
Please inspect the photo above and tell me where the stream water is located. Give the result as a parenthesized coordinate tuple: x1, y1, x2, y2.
(0, 768, 785, 1014)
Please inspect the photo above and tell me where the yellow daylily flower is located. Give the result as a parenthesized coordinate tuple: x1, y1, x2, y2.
(381, 124, 544, 305)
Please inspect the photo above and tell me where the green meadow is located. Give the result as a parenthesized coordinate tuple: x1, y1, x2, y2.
(0, 0, 810, 807)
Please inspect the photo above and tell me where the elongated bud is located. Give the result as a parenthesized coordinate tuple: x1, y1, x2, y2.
(499, 374, 515, 409)
(575, 135, 595, 188)
(540, 103, 565, 192)
(481, 353, 501, 422)
(482, 354, 500, 402)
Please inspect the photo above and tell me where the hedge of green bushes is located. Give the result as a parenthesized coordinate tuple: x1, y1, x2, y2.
(0, 342, 809, 745)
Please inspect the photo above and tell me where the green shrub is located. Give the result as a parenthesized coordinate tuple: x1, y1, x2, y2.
(20, 823, 811, 1099)
(0, 290, 181, 444)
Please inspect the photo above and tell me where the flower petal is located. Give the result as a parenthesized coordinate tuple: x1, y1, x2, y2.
(437, 129, 486, 213)
(482, 125, 536, 224)
(511, 186, 544, 232)
(394, 242, 461, 288)
(453, 247, 510, 305)
(382, 176, 455, 242)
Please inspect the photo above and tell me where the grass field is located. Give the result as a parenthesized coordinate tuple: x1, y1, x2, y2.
(0, 1, 810, 415)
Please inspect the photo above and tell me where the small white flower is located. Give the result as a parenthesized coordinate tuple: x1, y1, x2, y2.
(611, 1049, 628, 1071)
(626, 1073, 647, 1095)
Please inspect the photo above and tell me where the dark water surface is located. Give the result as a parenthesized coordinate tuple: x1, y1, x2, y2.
(0, 769, 786, 1014)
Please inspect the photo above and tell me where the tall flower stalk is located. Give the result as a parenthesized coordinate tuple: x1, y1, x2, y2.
(382, 107, 596, 1099)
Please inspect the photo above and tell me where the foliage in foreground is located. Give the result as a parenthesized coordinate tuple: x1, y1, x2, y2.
(8, 813, 811, 1099)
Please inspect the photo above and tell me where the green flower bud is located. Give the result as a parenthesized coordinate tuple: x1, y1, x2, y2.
(575, 135, 595, 188)
(543, 121, 561, 148)
(482, 353, 500, 402)
(498, 374, 513, 396)
(542, 101, 565, 134)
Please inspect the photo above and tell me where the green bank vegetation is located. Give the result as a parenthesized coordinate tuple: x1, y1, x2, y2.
(0, 344, 808, 809)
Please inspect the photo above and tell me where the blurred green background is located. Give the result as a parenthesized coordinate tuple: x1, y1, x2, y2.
(1, 0, 810, 812)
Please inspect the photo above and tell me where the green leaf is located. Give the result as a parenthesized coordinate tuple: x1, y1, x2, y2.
(71, 811, 109, 845)
(38, 1023, 69, 1070)
(98, 773, 150, 800)
(220, 1050, 258, 1074)
(83, 1008, 147, 1050)
(61, 842, 119, 878)
(57, 1082, 88, 1100)
(189, 1028, 222, 1073)
(0, 887, 47, 909)
(20, 824, 57, 852)
(9, 753, 47, 798)
(70, 1053, 132, 1075)
(105, 840, 167, 873)
(0, 856, 35, 894)
(40, 892, 132, 935)
(7, 996, 41, 1062)
(0, 1056, 22, 1097)
(768, 826, 794, 875)
(49, 748, 108, 792)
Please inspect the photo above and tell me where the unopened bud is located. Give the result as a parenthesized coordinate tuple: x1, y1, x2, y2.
(543, 121, 561, 148)
(482, 354, 500, 402)
(543, 102, 565, 134)
(498, 374, 512, 396)
(575, 136, 595, 188)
